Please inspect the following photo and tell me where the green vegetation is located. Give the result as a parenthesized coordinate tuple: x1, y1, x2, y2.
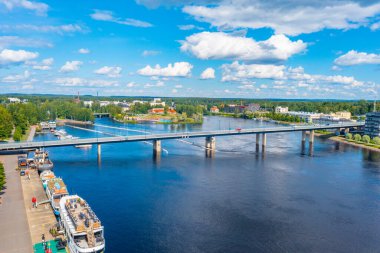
(0, 163, 5, 191)
(354, 134, 362, 142)
(13, 126, 22, 142)
(343, 133, 380, 150)
(346, 133, 352, 140)
(0, 106, 13, 140)
(362, 135, 371, 144)
(374, 137, 380, 145)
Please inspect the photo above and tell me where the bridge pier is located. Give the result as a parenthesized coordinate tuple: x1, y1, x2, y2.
(262, 133, 267, 151)
(97, 144, 101, 157)
(256, 134, 260, 152)
(205, 136, 216, 158)
(309, 130, 314, 156)
(153, 140, 162, 157)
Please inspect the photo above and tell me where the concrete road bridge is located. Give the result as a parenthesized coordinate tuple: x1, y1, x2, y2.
(0, 122, 364, 158)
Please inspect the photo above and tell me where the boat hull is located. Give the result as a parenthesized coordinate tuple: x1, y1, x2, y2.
(37, 163, 54, 172)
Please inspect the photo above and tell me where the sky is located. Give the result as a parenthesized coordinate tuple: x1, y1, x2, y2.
(0, 0, 380, 99)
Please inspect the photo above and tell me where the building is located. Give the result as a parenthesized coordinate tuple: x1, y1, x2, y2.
(364, 112, 380, 138)
(224, 104, 247, 113)
(148, 108, 165, 114)
(275, 106, 288, 113)
(150, 98, 165, 107)
(287, 111, 321, 123)
(132, 100, 148, 105)
(333, 111, 351, 120)
(167, 108, 176, 114)
(210, 106, 219, 113)
(83, 101, 93, 107)
(99, 101, 111, 107)
(247, 103, 260, 112)
(8, 97, 21, 103)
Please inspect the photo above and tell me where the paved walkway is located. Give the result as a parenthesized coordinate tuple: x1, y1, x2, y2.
(27, 126, 36, 142)
(21, 169, 57, 244)
(0, 155, 33, 253)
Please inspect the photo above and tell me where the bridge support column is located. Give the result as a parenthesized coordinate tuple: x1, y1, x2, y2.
(97, 144, 101, 157)
(309, 130, 314, 156)
(262, 133, 267, 151)
(153, 140, 162, 157)
(205, 136, 216, 158)
(256, 134, 260, 152)
(301, 131, 306, 155)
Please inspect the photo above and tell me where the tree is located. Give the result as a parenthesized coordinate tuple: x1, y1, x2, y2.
(345, 133, 352, 140)
(13, 126, 22, 141)
(354, 134, 362, 142)
(0, 163, 5, 191)
(362, 135, 370, 144)
(373, 137, 380, 145)
(0, 106, 13, 140)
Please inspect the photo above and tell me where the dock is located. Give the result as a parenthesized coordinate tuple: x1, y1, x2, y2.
(20, 167, 57, 245)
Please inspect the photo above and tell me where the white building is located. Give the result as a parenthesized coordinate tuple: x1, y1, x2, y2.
(132, 100, 148, 105)
(8, 97, 21, 103)
(150, 98, 165, 107)
(275, 106, 288, 113)
(99, 101, 111, 107)
(83, 101, 94, 107)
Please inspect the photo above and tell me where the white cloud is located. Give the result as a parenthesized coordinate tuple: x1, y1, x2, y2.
(78, 48, 90, 54)
(200, 67, 215, 79)
(94, 66, 122, 78)
(221, 61, 364, 88)
(126, 82, 138, 87)
(142, 50, 160, 57)
(183, 1, 380, 36)
(32, 57, 53, 70)
(0, 36, 52, 49)
(0, 49, 38, 65)
(0, 0, 48, 16)
(49, 77, 119, 87)
(180, 32, 306, 61)
(60, 61, 82, 73)
(334, 50, 380, 66)
(371, 22, 380, 31)
(0, 24, 84, 34)
(178, 24, 203, 30)
(175, 84, 183, 88)
(222, 61, 286, 81)
(144, 81, 165, 88)
(90, 9, 153, 27)
(137, 62, 193, 77)
(1, 70, 30, 83)
(172, 89, 178, 93)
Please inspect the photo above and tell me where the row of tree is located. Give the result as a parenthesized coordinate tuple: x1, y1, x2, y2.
(346, 133, 380, 145)
(0, 163, 5, 192)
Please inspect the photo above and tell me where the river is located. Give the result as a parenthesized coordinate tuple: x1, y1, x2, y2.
(33, 116, 380, 253)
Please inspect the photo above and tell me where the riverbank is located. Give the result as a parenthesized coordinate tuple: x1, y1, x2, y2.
(314, 132, 380, 153)
(0, 155, 33, 253)
(56, 119, 93, 126)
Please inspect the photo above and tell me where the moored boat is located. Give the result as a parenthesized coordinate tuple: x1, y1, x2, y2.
(40, 170, 55, 189)
(46, 178, 69, 215)
(60, 195, 105, 253)
(34, 149, 54, 172)
(75, 144, 92, 149)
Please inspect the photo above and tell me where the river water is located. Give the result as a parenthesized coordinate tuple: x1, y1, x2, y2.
(33, 116, 380, 253)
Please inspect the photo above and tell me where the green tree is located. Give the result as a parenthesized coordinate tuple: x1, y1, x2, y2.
(0, 106, 13, 140)
(373, 137, 380, 145)
(345, 133, 352, 140)
(13, 126, 22, 141)
(354, 134, 362, 142)
(0, 163, 5, 191)
(362, 135, 370, 144)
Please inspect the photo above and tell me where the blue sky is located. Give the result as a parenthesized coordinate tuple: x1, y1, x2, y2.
(0, 0, 380, 99)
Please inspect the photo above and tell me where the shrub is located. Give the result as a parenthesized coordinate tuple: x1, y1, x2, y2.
(354, 134, 362, 142)
(345, 133, 352, 140)
(373, 137, 380, 145)
(362, 135, 370, 144)
(0, 163, 5, 191)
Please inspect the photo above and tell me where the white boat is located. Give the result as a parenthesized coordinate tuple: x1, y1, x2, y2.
(45, 178, 69, 216)
(75, 144, 92, 149)
(60, 195, 105, 253)
(34, 149, 54, 172)
(40, 170, 55, 189)
(54, 129, 67, 136)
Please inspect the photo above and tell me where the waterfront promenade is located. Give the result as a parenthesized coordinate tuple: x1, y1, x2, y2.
(0, 155, 32, 253)
(21, 169, 56, 244)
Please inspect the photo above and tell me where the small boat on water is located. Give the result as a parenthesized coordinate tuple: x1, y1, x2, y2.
(34, 149, 54, 172)
(54, 129, 67, 136)
(60, 195, 105, 253)
(40, 170, 55, 189)
(75, 144, 92, 149)
(46, 178, 69, 215)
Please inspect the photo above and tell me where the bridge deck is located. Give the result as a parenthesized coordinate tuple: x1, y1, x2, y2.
(0, 123, 364, 151)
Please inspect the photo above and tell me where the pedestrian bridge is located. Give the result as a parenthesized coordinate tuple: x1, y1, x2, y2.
(0, 122, 364, 157)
